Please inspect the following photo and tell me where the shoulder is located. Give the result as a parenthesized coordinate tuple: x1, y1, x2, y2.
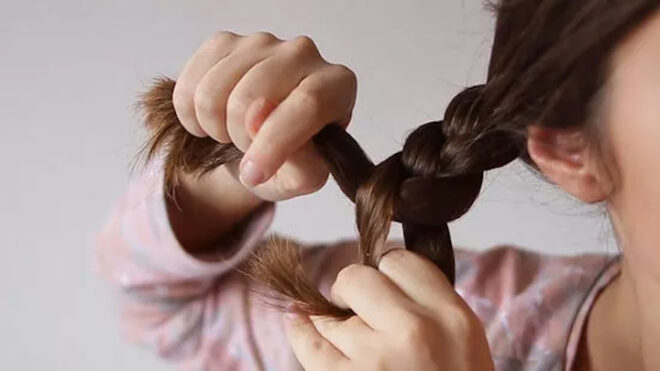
(453, 245, 620, 370)
(454, 245, 616, 301)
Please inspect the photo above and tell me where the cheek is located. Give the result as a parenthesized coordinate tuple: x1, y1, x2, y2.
(606, 51, 660, 276)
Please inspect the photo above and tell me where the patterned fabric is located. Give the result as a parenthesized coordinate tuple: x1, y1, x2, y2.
(95, 161, 621, 371)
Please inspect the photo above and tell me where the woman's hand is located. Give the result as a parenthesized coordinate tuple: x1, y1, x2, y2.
(173, 31, 358, 201)
(284, 248, 494, 371)
(165, 31, 357, 251)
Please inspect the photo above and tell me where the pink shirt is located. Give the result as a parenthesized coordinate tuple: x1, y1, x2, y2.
(95, 161, 621, 371)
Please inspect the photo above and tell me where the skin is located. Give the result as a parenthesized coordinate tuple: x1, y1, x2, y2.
(529, 11, 660, 371)
(285, 249, 494, 370)
(169, 31, 494, 369)
(167, 31, 356, 250)
(587, 12, 660, 371)
(167, 11, 660, 369)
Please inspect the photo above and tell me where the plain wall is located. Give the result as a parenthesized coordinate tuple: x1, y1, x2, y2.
(1, 0, 618, 369)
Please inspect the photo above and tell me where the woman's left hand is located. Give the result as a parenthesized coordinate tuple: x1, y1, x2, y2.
(284, 248, 494, 371)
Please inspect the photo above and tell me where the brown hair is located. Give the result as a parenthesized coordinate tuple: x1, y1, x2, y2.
(137, 0, 659, 318)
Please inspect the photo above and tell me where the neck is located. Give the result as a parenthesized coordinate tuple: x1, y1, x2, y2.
(626, 260, 660, 370)
(580, 243, 660, 370)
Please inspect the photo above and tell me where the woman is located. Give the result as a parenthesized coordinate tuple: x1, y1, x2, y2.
(96, 0, 660, 369)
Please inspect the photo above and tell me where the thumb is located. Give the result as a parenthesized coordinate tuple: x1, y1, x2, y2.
(238, 65, 353, 188)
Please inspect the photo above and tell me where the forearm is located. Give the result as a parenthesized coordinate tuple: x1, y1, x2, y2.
(167, 163, 265, 258)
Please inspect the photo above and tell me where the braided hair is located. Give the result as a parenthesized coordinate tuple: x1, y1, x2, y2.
(138, 78, 519, 317)
(137, 0, 659, 318)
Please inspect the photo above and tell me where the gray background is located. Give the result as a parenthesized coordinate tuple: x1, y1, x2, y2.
(1, 0, 618, 370)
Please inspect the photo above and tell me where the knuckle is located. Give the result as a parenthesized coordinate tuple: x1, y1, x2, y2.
(378, 248, 408, 271)
(249, 31, 279, 45)
(291, 89, 322, 116)
(291, 34, 316, 48)
(333, 63, 358, 86)
(203, 31, 238, 51)
(331, 263, 374, 302)
(211, 30, 238, 44)
(335, 264, 366, 290)
(286, 34, 320, 59)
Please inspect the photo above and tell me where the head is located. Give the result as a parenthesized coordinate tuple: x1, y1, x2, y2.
(374, 0, 660, 293)
(466, 0, 660, 281)
(140, 0, 660, 317)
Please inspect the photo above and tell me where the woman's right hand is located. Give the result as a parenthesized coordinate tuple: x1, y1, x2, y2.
(172, 31, 358, 202)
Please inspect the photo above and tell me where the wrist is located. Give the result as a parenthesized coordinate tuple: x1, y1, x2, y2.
(166, 164, 265, 255)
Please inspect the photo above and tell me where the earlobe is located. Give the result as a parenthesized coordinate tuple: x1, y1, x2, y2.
(527, 125, 608, 204)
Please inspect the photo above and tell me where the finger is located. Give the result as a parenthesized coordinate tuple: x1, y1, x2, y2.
(238, 63, 357, 188)
(220, 140, 328, 202)
(225, 42, 324, 152)
(248, 141, 330, 200)
(329, 264, 416, 332)
(310, 315, 374, 359)
(284, 312, 349, 370)
(377, 248, 459, 312)
(173, 31, 239, 137)
(194, 47, 272, 143)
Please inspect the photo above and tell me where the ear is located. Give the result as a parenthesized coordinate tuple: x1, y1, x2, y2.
(527, 125, 610, 203)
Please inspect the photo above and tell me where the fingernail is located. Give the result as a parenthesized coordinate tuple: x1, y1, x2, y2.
(239, 159, 265, 188)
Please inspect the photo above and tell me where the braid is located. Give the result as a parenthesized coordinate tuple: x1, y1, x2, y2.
(137, 77, 519, 318)
(135, 0, 660, 318)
